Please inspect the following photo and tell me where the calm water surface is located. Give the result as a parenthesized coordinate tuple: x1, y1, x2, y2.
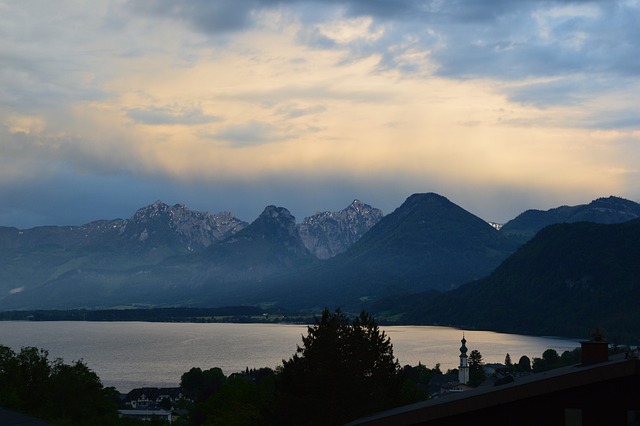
(0, 321, 579, 392)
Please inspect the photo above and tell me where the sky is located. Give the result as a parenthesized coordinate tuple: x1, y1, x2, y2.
(1, 0, 639, 228)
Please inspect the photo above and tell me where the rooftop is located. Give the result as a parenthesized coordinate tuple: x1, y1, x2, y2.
(349, 353, 640, 425)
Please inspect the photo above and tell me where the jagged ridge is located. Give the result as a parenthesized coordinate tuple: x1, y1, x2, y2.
(297, 200, 383, 259)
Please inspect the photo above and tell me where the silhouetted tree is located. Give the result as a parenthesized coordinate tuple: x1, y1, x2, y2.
(0, 345, 119, 425)
(533, 348, 561, 372)
(468, 350, 485, 386)
(517, 355, 531, 372)
(275, 308, 403, 425)
(180, 367, 227, 425)
(505, 353, 512, 367)
(468, 349, 483, 370)
(400, 362, 440, 403)
(180, 367, 226, 401)
(201, 375, 268, 426)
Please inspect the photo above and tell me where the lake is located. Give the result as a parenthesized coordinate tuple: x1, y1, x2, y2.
(0, 321, 580, 392)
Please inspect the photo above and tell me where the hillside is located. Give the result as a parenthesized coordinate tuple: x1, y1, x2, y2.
(397, 219, 640, 342)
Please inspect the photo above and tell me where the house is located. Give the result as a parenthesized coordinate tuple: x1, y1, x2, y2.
(427, 373, 473, 398)
(124, 387, 188, 410)
(349, 340, 640, 425)
(483, 363, 509, 377)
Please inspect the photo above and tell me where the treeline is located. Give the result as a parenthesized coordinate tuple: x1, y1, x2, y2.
(0, 306, 306, 323)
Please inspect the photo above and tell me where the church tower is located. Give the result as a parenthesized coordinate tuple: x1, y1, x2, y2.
(458, 334, 469, 384)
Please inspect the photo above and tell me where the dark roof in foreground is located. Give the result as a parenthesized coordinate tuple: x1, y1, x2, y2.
(348, 353, 640, 425)
(0, 408, 55, 426)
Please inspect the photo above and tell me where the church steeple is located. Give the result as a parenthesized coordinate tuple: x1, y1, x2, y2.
(458, 334, 469, 384)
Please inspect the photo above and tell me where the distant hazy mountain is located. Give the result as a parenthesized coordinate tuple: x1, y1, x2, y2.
(500, 196, 640, 244)
(262, 193, 518, 309)
(0, 200, 246, 256)
(297, 200, 383, 259)
(0, 201, 248, 308)
(0, 205, 317, 309)
(397, 219, 640, 342)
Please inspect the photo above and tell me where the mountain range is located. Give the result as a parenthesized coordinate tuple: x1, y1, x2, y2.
(0, 200, 381, 309)
(1, 193, 639, 342)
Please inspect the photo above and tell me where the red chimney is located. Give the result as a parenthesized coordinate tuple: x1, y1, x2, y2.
(580, 341, 609, 365)
(581, 327, 608, 365)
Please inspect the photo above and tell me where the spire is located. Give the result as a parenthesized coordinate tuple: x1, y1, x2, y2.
(460, 334, 468, 356)
(458, 333, 469, 384)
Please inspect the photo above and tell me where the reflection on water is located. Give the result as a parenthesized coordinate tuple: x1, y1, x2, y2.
(0, 321, 579, 392)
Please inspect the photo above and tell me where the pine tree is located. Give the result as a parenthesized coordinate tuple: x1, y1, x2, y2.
(276, 309, 403, 425)
(505, 353, 512, 366)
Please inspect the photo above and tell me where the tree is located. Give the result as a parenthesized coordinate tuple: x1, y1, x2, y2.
(201, 375, 270, 426)
(542, 348, 560, 365)
(533, 349, 561, 372)
(180, 367, 227, 425)
(517, 355, 531, 372)
(468, 349, 483, 371)
(180, 367, 226, 401)
(505, 353, 512, 367)
(0, 345, 119, 425)
(468, 350, 485, 387)
(276, 309, 403, 425)
(400, 362, 440, 403)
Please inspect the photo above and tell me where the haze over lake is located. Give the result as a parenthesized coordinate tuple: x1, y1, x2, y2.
(0, 321, 579, 392)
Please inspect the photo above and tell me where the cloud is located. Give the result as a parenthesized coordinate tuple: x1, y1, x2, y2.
(126, 0, 265, 33)
(212, 121, 293, 147)
(275, 103, 326, 119)
(429, 2, 640, 80)
(585, 111, 640, 131)
(123, 1, 640, 85)
(127, 106, 222, 126)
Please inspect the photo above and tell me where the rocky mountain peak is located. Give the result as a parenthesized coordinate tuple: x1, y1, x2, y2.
(123, 201, 247, 251)
(131, 200, 170, 222)
(253, 206, 298, 236)
(261, 205, 295, 221)
(222, 205, 311, 259)
(297, 200, 383, 259)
